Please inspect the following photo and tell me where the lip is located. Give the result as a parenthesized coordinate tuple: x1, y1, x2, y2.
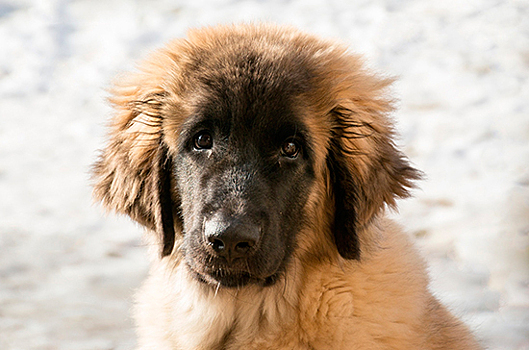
(206, 270, 253, 288)
(187, 261, 281, 288)
(187, 264, 254, 288)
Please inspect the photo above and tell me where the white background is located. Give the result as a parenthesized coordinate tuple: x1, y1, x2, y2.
(0, 0, 528, 349)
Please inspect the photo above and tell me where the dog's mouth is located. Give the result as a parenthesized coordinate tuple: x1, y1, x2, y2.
(200, 269, 253, 288)
(187, 261, 281, 288)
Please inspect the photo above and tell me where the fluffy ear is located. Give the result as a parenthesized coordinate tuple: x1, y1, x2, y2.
(92, 66, 178, 257)
(327, 91, 421, 260)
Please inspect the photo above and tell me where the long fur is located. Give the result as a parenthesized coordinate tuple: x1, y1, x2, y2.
(92, 23, 481, 349)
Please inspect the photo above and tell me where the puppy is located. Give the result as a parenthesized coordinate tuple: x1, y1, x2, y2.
(93, 23, 481, 349)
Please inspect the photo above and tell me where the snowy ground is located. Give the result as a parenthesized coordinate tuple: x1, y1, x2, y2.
(0, 0, 528, 349)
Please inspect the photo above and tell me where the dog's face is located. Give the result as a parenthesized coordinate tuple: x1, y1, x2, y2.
(172, 64, 317, 287)
(92, 24, 419, 289)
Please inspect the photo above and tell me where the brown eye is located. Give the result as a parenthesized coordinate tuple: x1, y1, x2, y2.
(281, 139, 300, 158)
(194, 132, 213, 149)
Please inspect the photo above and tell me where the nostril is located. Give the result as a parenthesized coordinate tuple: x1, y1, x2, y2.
(234, 240, 254, 253)
(208, 237, 226, 252)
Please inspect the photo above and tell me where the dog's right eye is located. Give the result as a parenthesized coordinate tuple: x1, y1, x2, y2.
(194, 132, 213, 150)
(281, 139, 300, 158)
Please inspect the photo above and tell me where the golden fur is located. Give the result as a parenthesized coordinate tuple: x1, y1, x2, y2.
(92, 24, 481, 349)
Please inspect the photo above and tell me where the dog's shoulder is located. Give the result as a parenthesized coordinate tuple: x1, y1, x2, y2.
(296, 219, 431, 348)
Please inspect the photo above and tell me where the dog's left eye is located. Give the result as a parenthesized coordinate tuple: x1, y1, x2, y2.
(194, 132, 213, 150)
(281, 139, 300, 158)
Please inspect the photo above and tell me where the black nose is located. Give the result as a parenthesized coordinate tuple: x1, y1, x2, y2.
(204, 215, 261, 262)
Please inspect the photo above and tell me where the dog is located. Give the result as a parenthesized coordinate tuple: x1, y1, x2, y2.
(92, 23, 480, 349)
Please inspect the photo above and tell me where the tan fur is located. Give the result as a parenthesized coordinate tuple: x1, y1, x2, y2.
(92, 23, 481, 349)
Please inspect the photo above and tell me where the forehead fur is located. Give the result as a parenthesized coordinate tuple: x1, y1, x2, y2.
(146, 24, 391, 171)
(109, 23, 395, 189)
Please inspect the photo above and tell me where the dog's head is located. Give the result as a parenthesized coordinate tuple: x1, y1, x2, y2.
(92, 24, 420, 288)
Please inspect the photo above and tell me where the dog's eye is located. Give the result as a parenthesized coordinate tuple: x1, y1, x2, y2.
(281, 139, 300, 158)
(194, 132, 213, 150)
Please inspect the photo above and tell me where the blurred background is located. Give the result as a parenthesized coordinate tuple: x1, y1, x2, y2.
(0, 0, 528, 349)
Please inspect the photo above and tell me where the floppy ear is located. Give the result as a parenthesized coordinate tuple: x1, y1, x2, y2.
(92, 67, 178, 257)
(327, 98, 421, 260)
